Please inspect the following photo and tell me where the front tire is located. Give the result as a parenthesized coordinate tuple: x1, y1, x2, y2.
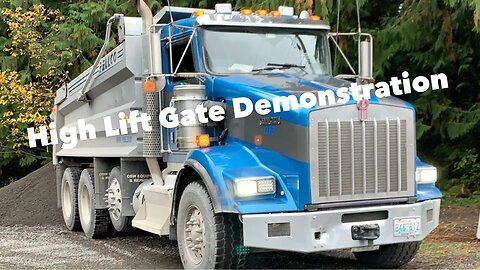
(177, 182, 245, 269)
(78, 168, 110, 239)
(354, 241, 421, 268)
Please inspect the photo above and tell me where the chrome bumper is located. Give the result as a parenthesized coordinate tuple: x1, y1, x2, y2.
(242, 199, 440, 252)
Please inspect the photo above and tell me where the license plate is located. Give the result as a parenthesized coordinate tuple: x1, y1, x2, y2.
(394, 217, 421, 236)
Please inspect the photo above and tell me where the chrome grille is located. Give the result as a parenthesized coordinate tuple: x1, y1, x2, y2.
(309, 105, 415, 203)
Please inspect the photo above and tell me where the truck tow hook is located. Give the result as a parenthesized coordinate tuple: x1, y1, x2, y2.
(351, 224, 380, 244)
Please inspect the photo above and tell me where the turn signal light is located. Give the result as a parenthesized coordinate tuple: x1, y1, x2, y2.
(240, 8, 253, 15)
(310, 15, 321, 20)
(256, 9, 267, 16)
(270, 10, 281, 17)
(193, 10, 205, 17)
(254, 135, 263, 146)
(196, 134, 210, 147)
(144, 79, 156, 92)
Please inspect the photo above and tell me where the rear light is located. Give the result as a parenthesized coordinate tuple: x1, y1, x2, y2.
(310, 15, 321, 20)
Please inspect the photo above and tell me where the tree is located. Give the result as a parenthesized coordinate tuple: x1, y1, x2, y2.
(0, 4, 61, 169)
(308, 0, 480, 194)
(0, 0, 478, 195)
(373, 0, 480, 194)
(0, 1, 139, 182)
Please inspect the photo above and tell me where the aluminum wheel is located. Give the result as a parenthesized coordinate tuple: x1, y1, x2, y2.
(183, 205, 206, 265)
(106, 178, 122, 221)
(79, 183, 92, 226)
(62, 180, 72, 220)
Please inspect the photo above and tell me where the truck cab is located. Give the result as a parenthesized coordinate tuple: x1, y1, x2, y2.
(52, 2, 441, 269)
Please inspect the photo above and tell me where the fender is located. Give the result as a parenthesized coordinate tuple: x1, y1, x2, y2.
(173, 142, 298, 217)
(416, 184, 443, 201)
(178, 158, 225, 213)
(172, 143, 442, 217)
(415, 157, 442, 201)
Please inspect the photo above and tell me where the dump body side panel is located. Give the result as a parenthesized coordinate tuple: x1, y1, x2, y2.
(55, 36, 147, 157)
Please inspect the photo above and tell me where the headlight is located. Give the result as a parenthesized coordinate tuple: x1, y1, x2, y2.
(234, 176, 276, 197)
(416, 167, 437, 184)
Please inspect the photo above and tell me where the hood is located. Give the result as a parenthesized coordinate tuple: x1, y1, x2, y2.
(210, 73, 412, 127)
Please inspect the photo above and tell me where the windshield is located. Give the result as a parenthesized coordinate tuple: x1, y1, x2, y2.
(202, 27, 331, 75)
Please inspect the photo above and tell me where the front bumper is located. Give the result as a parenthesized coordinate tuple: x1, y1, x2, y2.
(242, 199, 440, 252)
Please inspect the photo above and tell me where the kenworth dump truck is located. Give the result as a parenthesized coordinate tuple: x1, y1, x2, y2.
(50, 1, 442, 268)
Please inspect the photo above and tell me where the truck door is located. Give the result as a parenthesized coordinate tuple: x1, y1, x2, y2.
(161, 33, 201, 150)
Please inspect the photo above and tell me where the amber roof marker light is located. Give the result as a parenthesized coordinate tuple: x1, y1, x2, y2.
(240, 8, 253, 15)
(270, 10, 280, 17)
(193, 10, 205, 17)
(255, 9, 267, 16)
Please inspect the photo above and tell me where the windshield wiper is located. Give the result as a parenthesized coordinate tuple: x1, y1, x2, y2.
(253, 63, 306, 72)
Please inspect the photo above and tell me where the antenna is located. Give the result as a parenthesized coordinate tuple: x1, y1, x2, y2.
(334, 0, 341, 70)
(166, 0, 174, 24)
(355, 0, 362, 83)
(355, 0, 361, 34)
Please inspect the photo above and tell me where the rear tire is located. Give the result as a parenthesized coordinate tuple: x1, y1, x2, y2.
(354, 241, 421, 268)
(61, 167, 82, 231)
(78, 168, 110, 239)
(177, 182, 246, 269)
(107, 166, 133, 233)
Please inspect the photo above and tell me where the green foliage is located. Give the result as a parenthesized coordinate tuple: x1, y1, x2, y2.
(441, 194, 480, 206)
(451, 149, 480, 191)
(0, 4, 59, 171)
(370, 0, 480, 195)
(0, 0, 478, 197)
(0, 0, 142, 183)
(317, 0, 480, 196)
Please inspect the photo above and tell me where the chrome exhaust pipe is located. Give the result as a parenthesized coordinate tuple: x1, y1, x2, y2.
(137, 0, 165, 185)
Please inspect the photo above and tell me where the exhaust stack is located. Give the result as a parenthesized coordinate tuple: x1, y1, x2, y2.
(137, 0, 165, 185)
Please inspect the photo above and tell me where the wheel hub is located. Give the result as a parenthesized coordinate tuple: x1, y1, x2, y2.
(80, 184, 91, 225)
(62, 181, 72, 219)
(184, 206, 206, 265)
(105, 178, 122, 220)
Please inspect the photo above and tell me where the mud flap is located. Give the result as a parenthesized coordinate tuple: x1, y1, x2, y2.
(132, 185, 172, 236)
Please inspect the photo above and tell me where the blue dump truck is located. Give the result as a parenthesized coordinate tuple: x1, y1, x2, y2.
(48, 1, 442, 268)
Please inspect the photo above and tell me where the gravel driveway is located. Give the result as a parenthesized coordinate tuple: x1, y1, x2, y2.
(0, 165, 478, 269)
(0, 225, 182, 269)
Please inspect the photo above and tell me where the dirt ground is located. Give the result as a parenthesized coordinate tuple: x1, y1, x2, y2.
(0, 164, 478, 269)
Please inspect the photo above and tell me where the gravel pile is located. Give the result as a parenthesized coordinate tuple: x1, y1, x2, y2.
(0, 163, 63, 226)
